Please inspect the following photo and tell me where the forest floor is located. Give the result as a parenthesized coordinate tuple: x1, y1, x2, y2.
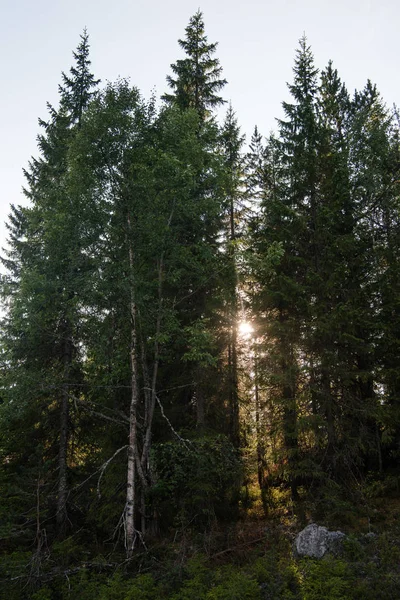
(3, 477, 400, 599)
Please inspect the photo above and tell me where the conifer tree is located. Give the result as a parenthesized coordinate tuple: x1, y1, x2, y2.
(345, 83, 400, 473)
(307, 62, 352, 468)
(245, 126, 267, 208)
(162, 11, 228, 430)
(220, 105, 245, 446)
(267, 36, 319, 498)
(1, 30, 100, 534)
(162, 10, 227, 121)
(59, 28, 100, 126)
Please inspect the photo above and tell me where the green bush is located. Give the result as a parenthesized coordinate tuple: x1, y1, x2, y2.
(299, 557, 351, 600)
(124, 574, 162, 600)
(31, 588, 53, 600)
(205, 567, 261, 600)
(171, 555, 211, 600)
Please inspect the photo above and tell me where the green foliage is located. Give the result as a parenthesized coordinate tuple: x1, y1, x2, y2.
(299, 557, 351, 600)
(5, 526, 400, 600)
(94, 573, 161, 600)
(163, 10, 227, 120)
(310, 481, 366, 529)
(61, 570, 108, 600)
(2, 13, 400, 597)
(182, 319, 217, 367)
(250, 543, 303, 599)
(171, 555, 211, 600)
(247, 32, 400, 504)
(123, 574, 162, 600)
(342, 535, 366, 561)
(0, 550, 32, 581)
(364, 474, 400, 499)
(59, 28, 100, 125)
(151, 434, 241, 526)
(375, 532, 400, 568)
(31, 588, 53, 600)
(170, 557, 261, 600)
(205, 568, 261, 599)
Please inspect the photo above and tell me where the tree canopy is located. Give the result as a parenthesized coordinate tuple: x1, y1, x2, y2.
(1, 15, 400, 599)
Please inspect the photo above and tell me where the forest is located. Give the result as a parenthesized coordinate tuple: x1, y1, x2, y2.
(1, 10, 400, 599)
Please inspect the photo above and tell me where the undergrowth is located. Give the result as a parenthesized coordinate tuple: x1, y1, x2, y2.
(3, 477, 400, 600)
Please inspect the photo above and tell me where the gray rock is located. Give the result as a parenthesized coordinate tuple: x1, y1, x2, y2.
(326, 530, 347, 555)
(293, 523, 346, 558)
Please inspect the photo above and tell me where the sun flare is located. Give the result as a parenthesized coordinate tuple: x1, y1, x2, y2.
(238, 321, 254, 337)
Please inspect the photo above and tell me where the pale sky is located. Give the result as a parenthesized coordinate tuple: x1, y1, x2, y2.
(1, 0, 399, 254)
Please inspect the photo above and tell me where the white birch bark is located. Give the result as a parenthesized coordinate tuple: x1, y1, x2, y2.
(125, 211, 139, 554)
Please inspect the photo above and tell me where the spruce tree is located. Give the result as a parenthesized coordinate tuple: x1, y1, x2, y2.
(161, 11, 228, 430)
(245, 126, 268, 209)
(162, 10, 227, 121)
(1, 30, 100, 535)
(220, 105, 245, 446)
(268, 36, 319, 499)
(346, 83, 400, 473)
(59, 28, 100, 126)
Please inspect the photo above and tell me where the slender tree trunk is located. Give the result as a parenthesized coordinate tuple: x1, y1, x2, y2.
(279, 309, 299, 501)
(57, 387, 69, 530)
(196, 370, 206, 429)
(141, 257, 163, 468)
(254, 348, 266, 495)
(283, 381, 299, 502)
(229, 338, 239, 445)
(126, 203, 175, 548)
(126, 211, 139, 555)
(229, 194, 240, 446)
(126, 322, 139, 554)
(57, 321, 72, 532)
(193, 290, 207, 429)
(139, 261, 163, 535)
(139, 206, 174, 535)
(322, 370, 336, 465)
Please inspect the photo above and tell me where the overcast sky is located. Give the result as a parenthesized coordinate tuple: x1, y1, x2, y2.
(1, 0, 399, 253)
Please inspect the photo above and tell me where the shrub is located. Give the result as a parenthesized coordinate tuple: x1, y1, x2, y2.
(205, 568, 261, 600)
(299, 557, 351, 600)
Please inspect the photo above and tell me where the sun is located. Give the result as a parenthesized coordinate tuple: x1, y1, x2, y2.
(238, 321, 254, 337)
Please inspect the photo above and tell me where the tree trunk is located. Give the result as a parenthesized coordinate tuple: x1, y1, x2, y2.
(139, 207, 174, 536)
(322, 370, 336, 466)
(254, 348, 267, 508)
(196, 370, 206, 429)
(279, 309, 299, 501)
(57, 321, 72, 532)
(125, 211, 139, 555)
(229, 194, 240, 447)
